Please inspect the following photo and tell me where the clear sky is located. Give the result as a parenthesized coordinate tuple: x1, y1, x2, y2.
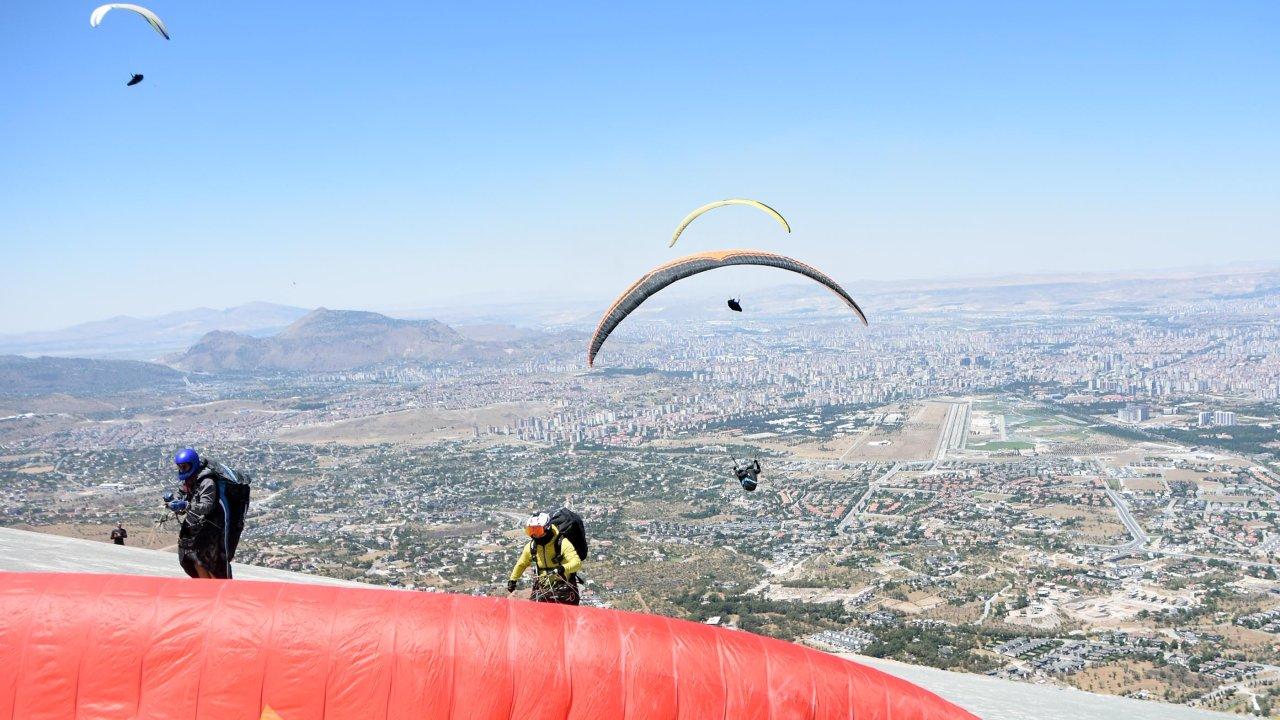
(1, 1, 1277, 333)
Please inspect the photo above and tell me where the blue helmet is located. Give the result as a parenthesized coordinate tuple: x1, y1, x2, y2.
(174, 448, 200, 482)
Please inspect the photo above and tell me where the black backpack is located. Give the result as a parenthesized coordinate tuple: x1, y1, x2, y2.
(549, 507, 588, 560)
(208, 461, 252, 565)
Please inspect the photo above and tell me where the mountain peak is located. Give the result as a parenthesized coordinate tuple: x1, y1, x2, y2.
(175, 308, 468, 373)
(278, 308, 462, 341)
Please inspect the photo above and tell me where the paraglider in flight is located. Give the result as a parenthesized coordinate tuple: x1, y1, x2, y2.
(89, 4, 170, 40)
(669, 198, 790, 248)
(734, 457, 762, 491)
(587, 249, 867, 367)
(126, 73, 144, 86)
(727, 297, 743, 312)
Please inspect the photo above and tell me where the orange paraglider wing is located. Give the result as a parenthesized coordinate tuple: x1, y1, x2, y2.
(588, 249, 867, 367)
(0, 572, 974, 720)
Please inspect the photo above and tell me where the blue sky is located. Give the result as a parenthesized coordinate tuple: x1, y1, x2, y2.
(1, 1, 1277, 332)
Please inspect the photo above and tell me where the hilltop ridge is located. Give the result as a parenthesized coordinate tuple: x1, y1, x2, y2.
(173, 308, 471, 373)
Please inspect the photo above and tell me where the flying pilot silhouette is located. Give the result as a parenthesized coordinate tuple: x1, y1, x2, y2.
(733, 458, 762, 492)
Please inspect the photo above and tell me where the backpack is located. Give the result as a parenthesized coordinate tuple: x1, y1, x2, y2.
(208, 461, 252, 566)
(549, 507, 588, 561)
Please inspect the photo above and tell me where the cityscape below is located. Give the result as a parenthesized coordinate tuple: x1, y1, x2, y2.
(3, 265, 1279, 715)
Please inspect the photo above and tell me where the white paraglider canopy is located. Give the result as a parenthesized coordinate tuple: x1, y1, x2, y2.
(90, 4, 170, 40)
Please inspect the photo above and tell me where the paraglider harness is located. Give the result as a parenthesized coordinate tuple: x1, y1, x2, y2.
(212, 463, 251, 577)
(170, 461, 251, 579)
(733, 457, 761, 492)
(528, 508, 588, 605)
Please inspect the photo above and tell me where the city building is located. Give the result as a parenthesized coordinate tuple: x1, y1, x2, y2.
(1118, 404, 1150, 424)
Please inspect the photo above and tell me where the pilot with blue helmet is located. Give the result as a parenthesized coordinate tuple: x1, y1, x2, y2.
(167, 448, 229, 579)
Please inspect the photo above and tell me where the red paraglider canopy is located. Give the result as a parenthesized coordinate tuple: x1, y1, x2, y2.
(0, 572, 977, 720)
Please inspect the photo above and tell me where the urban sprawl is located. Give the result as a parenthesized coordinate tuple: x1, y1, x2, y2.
(3, 280, 1280, 715)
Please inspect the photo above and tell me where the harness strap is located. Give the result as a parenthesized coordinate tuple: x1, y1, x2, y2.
(529, 537, 565, 576)
(216, 479, 233, 579)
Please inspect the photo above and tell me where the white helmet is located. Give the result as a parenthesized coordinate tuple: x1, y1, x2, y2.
(524, 513, 552, 538)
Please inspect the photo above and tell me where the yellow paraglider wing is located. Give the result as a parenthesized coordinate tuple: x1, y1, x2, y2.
(587, 249, 867, 367)
(90, 4, 170, 40)
(669, 199, 791, 248)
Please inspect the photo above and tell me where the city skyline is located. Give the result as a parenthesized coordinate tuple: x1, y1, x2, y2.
(3, 259, 1278, 337)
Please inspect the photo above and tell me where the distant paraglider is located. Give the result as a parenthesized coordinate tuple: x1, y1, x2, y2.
(89, 4, 170, 39)
(727, 297, 743, 312)
(669, 198, 790, 248)
(91, 5, 167, 88)
(733, 457, 762, 492)
(587, 249, 867, 367)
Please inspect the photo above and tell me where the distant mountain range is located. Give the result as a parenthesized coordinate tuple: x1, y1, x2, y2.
(2, 267, 1276, 392)
(0, 302, 310, 360)
(0, 310, 562, 391)
(6, 268, 1277, 364)
(172, 308, 477, 373)
(0, 355, 185, 398)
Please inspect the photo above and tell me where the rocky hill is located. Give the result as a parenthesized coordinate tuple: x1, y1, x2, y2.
(173, 308, 472, 373)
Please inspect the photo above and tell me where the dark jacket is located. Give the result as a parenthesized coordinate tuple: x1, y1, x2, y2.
(179, 463, 224, 546)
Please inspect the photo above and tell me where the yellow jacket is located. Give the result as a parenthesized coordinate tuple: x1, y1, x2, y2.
(510, 526, 582, 580)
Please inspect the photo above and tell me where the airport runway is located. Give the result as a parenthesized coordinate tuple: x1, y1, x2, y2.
(1104, 487, 1151, 551)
